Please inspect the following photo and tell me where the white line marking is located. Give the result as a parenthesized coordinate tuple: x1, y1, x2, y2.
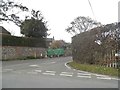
(29, 65, 39, 67)
(95, 74, 108, 77)
(77, 73, 91, 78)
(65, 62, 71, 69)
(78, 71, 90, 73)
(77, 75, 91, 78)
(95, 74, 112, 80)
(111, 78, 120, 80)
(60, 74, 73, 77)
(42, 73, 55, 76)
(65, 61, 92, 74)
(46, 71, 56, 73)
(61, 72, 73, 74)
(34, 70, 42, 72)
(60, 72, 73, 77)
(77, 73, 91, 76)
(42, 71, 56, 76)
(97, 77, 112, 80)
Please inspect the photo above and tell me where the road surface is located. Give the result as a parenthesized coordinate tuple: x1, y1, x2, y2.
(1, 57, 119, 88)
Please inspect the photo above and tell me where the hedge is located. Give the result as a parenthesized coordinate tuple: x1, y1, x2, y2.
(1, 34, 46, 48)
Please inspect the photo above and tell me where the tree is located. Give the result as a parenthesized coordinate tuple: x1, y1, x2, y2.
(66, 16, 101, 35)
(20, 9, 48, 38)
(20, 17, 48, 38)
(0, 0, 28, 26)
(0, 0, 49, 38)
(72, 22, 119, 66)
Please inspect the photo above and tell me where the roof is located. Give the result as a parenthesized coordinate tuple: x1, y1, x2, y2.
(46, 38, 53, 42)
(0, 26, 11, 35)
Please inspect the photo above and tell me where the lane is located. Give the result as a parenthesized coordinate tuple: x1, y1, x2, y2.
(2, 57, 75, 74)
(2, 56, 119, 80)
(2, 57, 72, 70)
(2, 56, 94, 78)
(2, 67, 119, 80)
(2, 70, 118, 88)
(2, 57, 119, 88)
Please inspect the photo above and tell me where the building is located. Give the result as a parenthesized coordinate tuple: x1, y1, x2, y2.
(0, 26, 11, 35)
(45, 38, 54, 48)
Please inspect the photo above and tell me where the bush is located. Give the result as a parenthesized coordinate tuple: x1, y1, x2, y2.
(1, 34, 46, 47)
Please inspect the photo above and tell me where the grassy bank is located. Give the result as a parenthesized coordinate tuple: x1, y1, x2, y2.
(68, 61, 119, 77)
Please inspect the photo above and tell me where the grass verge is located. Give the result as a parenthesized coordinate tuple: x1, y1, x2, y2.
(67, 61, 119, 77)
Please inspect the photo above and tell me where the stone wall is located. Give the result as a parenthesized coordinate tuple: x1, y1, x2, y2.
(1, 46, 46, 60)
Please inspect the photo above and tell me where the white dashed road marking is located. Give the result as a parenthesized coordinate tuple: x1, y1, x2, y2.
(77, 75, 91, 78)
(77, 73, 91, 78)
(45, 71, 56, 73)
(3, 67, 119, 81)
(95, 74, 112, 80)
(77, 73, 91, 76)
(42, 73, 55, 76)
(95, 74, 108, 77)
(97, 77, 112, 80)
(42, 71, 56, 76)
(34, 70, 42, 72)
(111, 78, 120, 80)
(29, 65, 39, 67)
(60, 72, 73, 77)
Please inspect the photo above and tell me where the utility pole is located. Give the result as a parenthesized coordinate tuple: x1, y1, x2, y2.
(88, 0, 96, 20)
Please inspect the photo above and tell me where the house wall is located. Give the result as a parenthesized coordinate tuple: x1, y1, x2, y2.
(1, 46, 46, 60)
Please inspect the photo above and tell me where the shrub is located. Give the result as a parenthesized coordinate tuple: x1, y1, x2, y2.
(1, 34, 46, 47)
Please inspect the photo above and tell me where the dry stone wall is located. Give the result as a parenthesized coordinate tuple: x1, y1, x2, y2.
(1, 46, 46, 60)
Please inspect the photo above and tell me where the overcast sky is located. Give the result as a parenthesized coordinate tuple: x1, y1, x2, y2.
(1, 0, 119, 43)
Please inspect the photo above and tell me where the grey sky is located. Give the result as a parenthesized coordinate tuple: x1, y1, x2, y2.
(1, 0, 119, 43)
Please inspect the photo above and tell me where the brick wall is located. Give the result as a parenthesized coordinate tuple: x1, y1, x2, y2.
(1, 46, 46, 60)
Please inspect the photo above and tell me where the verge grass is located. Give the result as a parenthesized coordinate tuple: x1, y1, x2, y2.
(68, 61, 119, 77)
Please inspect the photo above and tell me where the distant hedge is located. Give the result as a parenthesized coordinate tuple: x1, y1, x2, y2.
(1, 34, 46, 47)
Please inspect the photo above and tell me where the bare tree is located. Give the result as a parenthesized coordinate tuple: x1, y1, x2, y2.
(72, 22, 119, 67)
(66, 16, 101, 35)
(0, 0, 29, 26)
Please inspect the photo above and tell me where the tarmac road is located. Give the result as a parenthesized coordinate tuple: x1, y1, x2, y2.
(1, 57, 119, 88)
